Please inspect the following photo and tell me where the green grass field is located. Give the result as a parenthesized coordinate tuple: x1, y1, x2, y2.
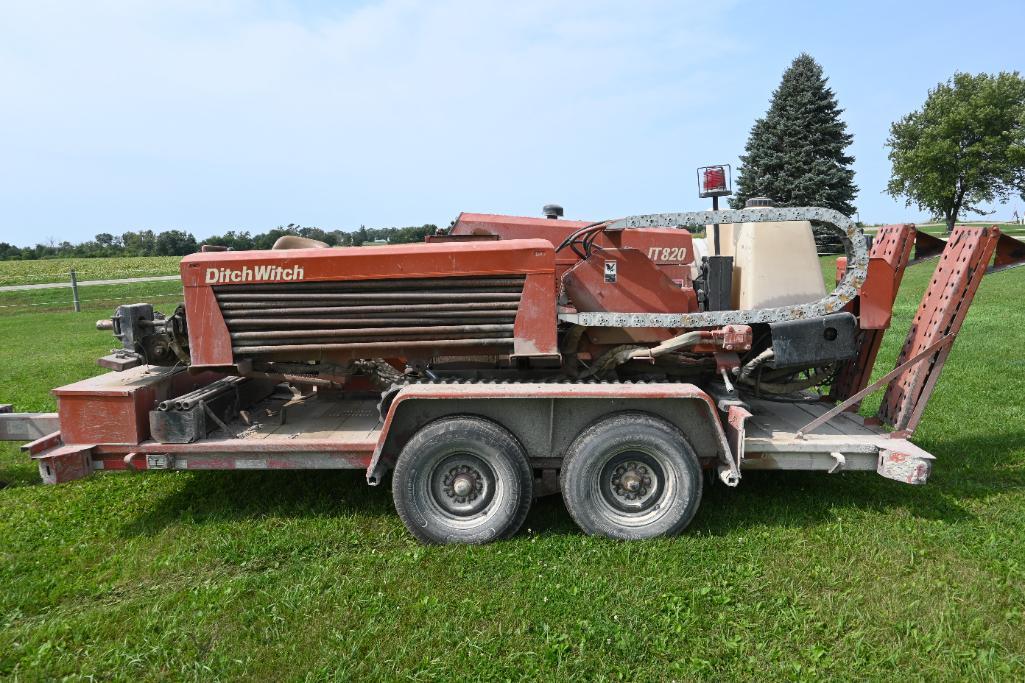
(1, 255, 1024, 680)
(0, 280, 185, 317)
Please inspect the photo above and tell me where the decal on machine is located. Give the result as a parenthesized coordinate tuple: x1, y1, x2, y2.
(205, 265, 305, 285)
(647, 246, 689, 262)
(604, 259, 617, 283)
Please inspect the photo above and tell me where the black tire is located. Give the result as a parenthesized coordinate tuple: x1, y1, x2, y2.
(392, 416, 533, 544)
(560, 412, 702, 540)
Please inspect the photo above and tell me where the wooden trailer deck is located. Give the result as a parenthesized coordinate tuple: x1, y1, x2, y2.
(232, 397, 381, 445)
(112, 396, 384, 472)
(739, 397, 933, 482)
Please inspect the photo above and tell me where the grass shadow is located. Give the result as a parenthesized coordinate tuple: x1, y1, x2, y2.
(118, 429, 1024, 540)
(523, 493, 579, 536)
(121, 467, 584, 539)
(0, 447, 45, 489)
(120, 468, 394, 537)
(692, 469, 973, 537)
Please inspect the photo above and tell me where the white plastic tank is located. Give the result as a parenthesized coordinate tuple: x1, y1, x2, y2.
(705, 198, 825, 310)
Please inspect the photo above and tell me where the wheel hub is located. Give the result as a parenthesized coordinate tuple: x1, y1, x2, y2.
(430, 454, 496, 518)
(600, 453, 664, 513)
(443, 465, 484, 503)
(612, 463, 653, 499)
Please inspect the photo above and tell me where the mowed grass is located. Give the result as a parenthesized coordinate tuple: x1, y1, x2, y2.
(0, 255, 181, 287)
(1, 256, 1025, 680)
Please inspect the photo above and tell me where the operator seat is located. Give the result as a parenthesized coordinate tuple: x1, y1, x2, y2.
(271, 235, 329, 249)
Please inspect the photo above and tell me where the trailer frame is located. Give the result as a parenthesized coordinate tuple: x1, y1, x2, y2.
(17, 370, 933, 489)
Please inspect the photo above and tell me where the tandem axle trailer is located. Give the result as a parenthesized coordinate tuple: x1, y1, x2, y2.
(3, 222, 1022, 543)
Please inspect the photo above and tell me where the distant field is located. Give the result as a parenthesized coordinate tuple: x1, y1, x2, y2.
(0, 255, 182, 287)
(0, 256, 185, 314)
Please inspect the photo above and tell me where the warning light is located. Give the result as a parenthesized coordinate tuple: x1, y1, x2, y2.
(697, 164, 731, 198)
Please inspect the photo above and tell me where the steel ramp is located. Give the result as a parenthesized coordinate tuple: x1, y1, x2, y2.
(831, 224, 916, 406)
(833, 225, 1023, 437)
(878, 226, 1006, 435)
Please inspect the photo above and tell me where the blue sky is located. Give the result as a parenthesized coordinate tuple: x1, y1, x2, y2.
(1, 0, 1023, 247)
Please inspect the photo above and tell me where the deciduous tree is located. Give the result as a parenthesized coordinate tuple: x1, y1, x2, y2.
(886, 71, 1025, 233)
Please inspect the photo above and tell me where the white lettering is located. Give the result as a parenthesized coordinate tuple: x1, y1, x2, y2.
(203, 264, 306, 285)
(643, 246, 690, 263)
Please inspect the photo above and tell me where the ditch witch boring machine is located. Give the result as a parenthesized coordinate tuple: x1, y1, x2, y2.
(4, 173, 1024, 543)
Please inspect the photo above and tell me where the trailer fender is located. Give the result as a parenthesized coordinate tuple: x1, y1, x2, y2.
(366, 383, 732, 486)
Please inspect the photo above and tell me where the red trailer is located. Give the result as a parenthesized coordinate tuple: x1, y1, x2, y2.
(4, 206, 1022, 543)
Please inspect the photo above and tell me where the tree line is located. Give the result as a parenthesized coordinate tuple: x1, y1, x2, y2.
(0, 223, 439, 260)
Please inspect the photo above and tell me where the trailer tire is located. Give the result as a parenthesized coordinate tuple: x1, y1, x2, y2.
(560, 412, 702, 540)
(392, 416, 533, 545)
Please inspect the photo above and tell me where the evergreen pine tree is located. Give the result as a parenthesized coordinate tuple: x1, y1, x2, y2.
(731, 54, 858, 239)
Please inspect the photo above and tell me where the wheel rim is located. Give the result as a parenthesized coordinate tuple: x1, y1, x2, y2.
(425, 452, 498, 522)
(591, 448, 678, 527)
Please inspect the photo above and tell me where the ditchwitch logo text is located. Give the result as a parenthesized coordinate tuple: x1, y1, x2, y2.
(205, 265, 304, 285)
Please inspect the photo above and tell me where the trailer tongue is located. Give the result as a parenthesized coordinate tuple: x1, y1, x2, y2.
(5, 206, 1023, 544)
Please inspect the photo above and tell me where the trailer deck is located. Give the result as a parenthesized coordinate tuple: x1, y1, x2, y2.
(19, 379, 933, 487)
(740, 397, 932, 481)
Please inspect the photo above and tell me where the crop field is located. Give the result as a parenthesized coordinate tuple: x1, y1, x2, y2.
(1, 254, 1024, 680)
(0, 255, 181, 287)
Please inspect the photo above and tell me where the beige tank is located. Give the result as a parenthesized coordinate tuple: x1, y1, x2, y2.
(705, 199, 825, 310)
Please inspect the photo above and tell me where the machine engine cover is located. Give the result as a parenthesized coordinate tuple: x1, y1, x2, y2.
(179, 239, 559, 367)
(769, 312, 857, 368)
